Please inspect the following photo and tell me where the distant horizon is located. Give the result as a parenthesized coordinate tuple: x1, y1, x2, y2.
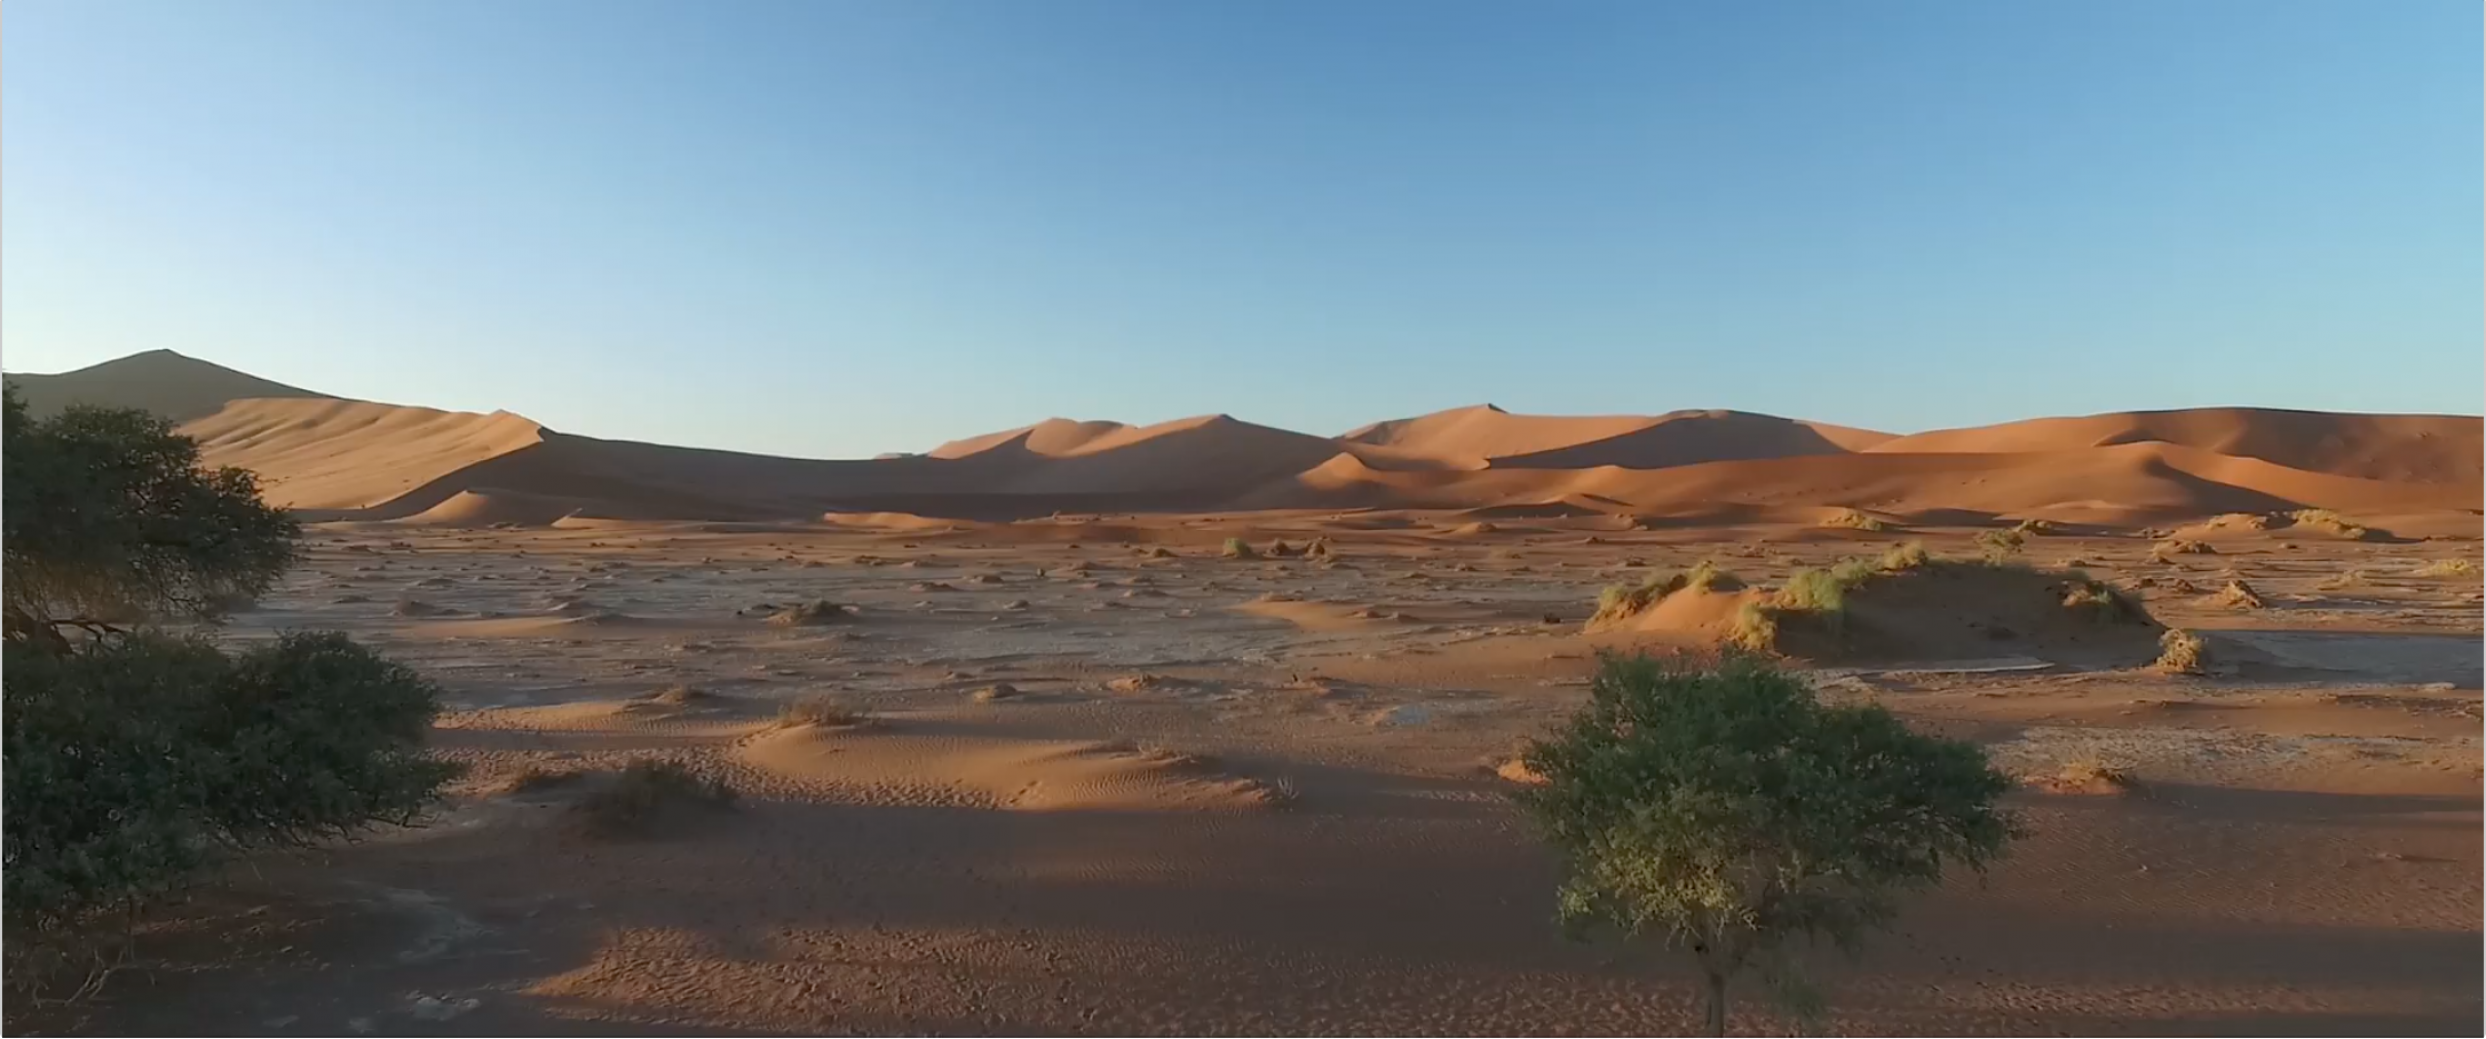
(5, 2, 2478, 458)
(8, 346, 2480, 463)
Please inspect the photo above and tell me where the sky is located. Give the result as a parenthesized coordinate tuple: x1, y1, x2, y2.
(4, 1, 2479, 459)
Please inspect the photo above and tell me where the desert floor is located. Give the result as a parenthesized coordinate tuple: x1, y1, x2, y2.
(27, 514, 2484, 1036)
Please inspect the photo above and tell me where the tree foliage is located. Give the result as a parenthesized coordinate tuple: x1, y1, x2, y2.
(3, 387, 297, 647)
(1, 387, 453, 940)
(1514, 652, 2018, 1034)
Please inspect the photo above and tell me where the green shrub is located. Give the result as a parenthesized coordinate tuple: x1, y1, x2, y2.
(1221, 537, 1257, 559)
(1514, 653, 2017, 1034)
(4, 633, 454, 932)
(2, 388, 454, 941)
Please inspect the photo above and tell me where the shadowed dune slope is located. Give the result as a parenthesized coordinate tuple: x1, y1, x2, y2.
(1340, 404, 1893, 467)
(6, 349, 329, 422)
(1869, 407, 2483, 485)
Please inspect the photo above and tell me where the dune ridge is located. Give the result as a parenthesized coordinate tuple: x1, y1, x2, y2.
(0, 348, 2448, 530)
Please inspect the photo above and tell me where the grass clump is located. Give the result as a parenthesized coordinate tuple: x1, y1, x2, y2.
(2153, 628, 2208, 674)
(766, 599, 851, 627)
(1821, 508, 1888, 532)
(775, 694, 871, 728)
(2413, 557, 2478, 578)
(1220, 537, 1257, 559)
(1975, 529, 2025, 565)
(2012, 518, 2060, 536)
(2059, 577, 2146, 624)
(573, 760, 735, 837)
(2211, 579, 2264, 609)
(1877, 541, 1931, 572)
(2287, 509, 2372, 540)
(2317, 569, 2365, 591)
(2150, 538, 2214, 561)
(1728, 600, 1781, 652)
(1683, 559, 1743, 592)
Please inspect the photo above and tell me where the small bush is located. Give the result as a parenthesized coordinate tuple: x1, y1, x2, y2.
(1266, 538, 1296, 557)
(2153, 628, 2207, 673)
(1822, 508, 1887, 532)
(572, 760, 735, 837)
(776, 694, 870, 728)
(2211, 579, 2264, 609)
(2060, 578, 2145, 624)
(1775, 568, 1851, 614)
(1975, 529, 2025, 564)
(1728, 600, 1780, 652)
(2151, 538, 2214, 560)
(1305, 537, 1333, 558)
(1683, 559, 1743, 592)
(2413, 558, 2478, 578)
(2012, 518, 2060, 536)
(1878, 541, 1930, 572)
(1221, 537, 1256, 559)
(2287, 509, 2372, 540)
(767, 599, 851, 627)
(2317, 569, 2365, 591)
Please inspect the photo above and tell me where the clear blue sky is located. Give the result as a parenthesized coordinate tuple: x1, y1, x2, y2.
(5, 1, 2478, 458)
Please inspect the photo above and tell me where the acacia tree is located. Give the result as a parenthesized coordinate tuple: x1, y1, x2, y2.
(2, 387, 454, 942)
(1515, 652, 2018, 1035)
(3, 388, 298, 645)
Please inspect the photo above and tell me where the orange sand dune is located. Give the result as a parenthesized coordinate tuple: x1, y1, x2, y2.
(111, 351, 2476, 529)
(1341, 404, 1892, 467)
(1869, 407, 2482, 484)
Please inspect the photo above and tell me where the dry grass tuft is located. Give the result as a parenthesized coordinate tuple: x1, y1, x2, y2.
(775, 694, 872, 728)
(2413, 557, 2478, 578)
(572, 760, 736, 836)
(1877, 541, 1930, 572)
(1821, 508, 1888, 532)
(2211, 579, 2264, 609)
(2060, 577, 2147, 624)
(767, 600, 852, 626)
(1221, 537, 1257, 559)
(2287, 508, 2373, 540)
(2153, 628, 2208, 673)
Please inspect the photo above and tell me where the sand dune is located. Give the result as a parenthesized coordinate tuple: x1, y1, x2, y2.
(35, 350, 2450, 531)
(6, 349, 328, 422)
(1868, 407, 2482, 484)
(737, 721, 1278, 811)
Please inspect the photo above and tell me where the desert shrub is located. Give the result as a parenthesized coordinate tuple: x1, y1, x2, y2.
(2211, 579, 2264, 609)
(776, 694, 870, 727)
(1515, 652, 2016, 1034)
(1221, 537, 1257, 559)
(1974, 529, 2025, 565)
(766, 599, 850, 626)
(2413, 558, 2478, 578)
(1727, 600, 1779, 653)
(1591, 571, 1694, 625)
(1305, 537, 1333, 558)
(2153, 629, 2207, 673)
(1266, 538, 1296, 557)
(1774, 568, 1851, 614)
(2287, 508, 2371, 540)
(2316, 569, 2365, 590)
(1877, 541, 1930, 572)
(2059, 578, 2146, 624)
(4, 632, 453, 933)
(572, 760, 735, 836)
(2, 390, 453, 941)
(2011, 518, 2059, 536)
(1821, 508, 1886, 532)
(1683, 559, 1742, 592)
(2150, 538, 2214, 560)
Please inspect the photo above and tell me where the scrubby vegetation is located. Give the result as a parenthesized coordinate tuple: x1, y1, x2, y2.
(1975, 528, 2025, 564)
(1877, 541, 1930, 572)
(2413, 557, 2477, 578)
(2153, 628, 2208, 674)
(2151, 538, 2214, 560)
(2286, 508, 2372, 540)
(1821, 508, 1887, 532)
(2059, 576, 2146, 624)
(1514, 652, 2017, 1035)
(767, 599, 852, 626)
(1221, 537, 1257, 559)
(1587, 560, 1742, 626)
(2, 388, 454, 955)
(572, 760, 736, 837)
(2011, 518, 2059, 536)
(2212, 579, 2264, 609)
(776, 694, 871, 728)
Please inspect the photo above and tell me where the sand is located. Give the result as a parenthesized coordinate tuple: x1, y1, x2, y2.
(10, 350, 2484, 1035)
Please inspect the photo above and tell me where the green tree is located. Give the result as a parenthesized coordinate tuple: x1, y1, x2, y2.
(1514, 652, 2018, 1035)
(4, 387, 297, 646)
(2, 387, 454, 939)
